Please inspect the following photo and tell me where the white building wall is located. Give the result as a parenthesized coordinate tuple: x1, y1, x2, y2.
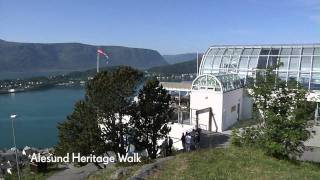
(190, 90, 223, 132)
(241, 91, 253, 120)
(221, 89, 243, 130)
(190, 88, 244, 132)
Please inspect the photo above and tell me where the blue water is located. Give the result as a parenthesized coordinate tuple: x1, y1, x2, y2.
(0, 88, 85, 148)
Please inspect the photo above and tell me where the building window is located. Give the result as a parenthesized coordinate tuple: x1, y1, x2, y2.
(231, 105, 236, 112)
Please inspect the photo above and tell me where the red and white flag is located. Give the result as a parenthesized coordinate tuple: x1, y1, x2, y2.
(97, 48, 109, 59)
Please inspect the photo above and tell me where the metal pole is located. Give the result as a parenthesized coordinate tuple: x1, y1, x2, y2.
(11, 116, 21, 180)
(97, 53, 99, 73)
(196, 51, 199, 75)
(178, 91, 181, 106)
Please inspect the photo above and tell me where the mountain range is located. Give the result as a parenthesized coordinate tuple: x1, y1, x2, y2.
(0, 39, 167, 72)
(148, 59, 197, 74)
(163, 53, 200, 64)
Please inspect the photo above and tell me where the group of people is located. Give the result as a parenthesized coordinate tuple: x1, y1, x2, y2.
(160, 128, 202, 157)
(181, 128, 201, 152)
(161, 136, 173, 157)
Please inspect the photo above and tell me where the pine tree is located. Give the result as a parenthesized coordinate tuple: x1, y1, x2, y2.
(130, 79, 173, 159)
(86, 66, 142, 156)
(55, 100, 105, 166)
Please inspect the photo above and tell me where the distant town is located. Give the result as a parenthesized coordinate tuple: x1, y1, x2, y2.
(0, 68, 197, 94)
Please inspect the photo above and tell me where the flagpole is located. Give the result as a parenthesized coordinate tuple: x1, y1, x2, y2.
(97, 52, 99, 73)
(196, 51, 199, 75)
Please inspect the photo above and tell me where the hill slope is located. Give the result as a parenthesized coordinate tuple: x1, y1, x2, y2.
(148, 59, 197, 74)
(163, 53, 198, 64)
(0, 39, 167, 72)
(148, 147, 320, 179)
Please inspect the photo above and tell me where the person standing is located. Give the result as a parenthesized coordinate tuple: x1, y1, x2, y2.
(181, 133, 186, 152)
(161, 138, 168, 157)
(185, 133, 192, 152)
(168, 137, 173, 155)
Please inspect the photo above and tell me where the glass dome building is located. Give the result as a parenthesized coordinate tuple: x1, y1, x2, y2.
(199, 44, 320, 91)
(191, 74, 243, 92)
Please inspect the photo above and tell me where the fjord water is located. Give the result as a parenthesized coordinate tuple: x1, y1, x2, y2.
(0, 88, 85, 148)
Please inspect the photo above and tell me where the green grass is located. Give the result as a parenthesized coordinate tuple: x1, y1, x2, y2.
(88, 162, 145, 180)
(230, 118, 260, 129)
(147, 147, 320, 180)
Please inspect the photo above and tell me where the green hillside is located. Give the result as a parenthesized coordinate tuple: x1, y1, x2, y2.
(147, 147, 320, 180)
(163, 53, 198, 64)
(148, 59, 197, 74)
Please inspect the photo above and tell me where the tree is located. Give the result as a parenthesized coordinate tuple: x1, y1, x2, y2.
(130, 79, 173, 159)
(232, 65, 313, 160)
(55, 100, 105, 167)
(86, 66, 142, 157)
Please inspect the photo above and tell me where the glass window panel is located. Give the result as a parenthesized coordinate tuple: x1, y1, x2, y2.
(278, 72, 287, 81)
(291, 48, 301, 55)
(260, 48, 270, 55)
(248, 57, 258, 69)
(299, 73, 310, 88)
(300, 56, 311, 72)
(289, 56, 300, 71)
(238, 71, 247, 79)
(217, 48, 226, 55)
(242, 48, 252, 55)
(281, 48, 291, 55)
(270, 49, 280, 55)
(302, 48, 313, 55)
(229, 56, 239, 69)
(313, 56, 320, 71)
(212, 56, 222, 68)
(203, 56, 213, 69)
(268, 56, 279, 67)
(311, 73, 320, 90)
(288, 72, 298, 81)
(207, 48, 219, 56)
(220, 56, 230, 69)
(239, 57, 248, 69)
(202, 69, 211, 74)
(233, 48, 243, 55)
(257, 56, 268, 69)
(252, 48, 260, 55)
(278, 57, 289, 70)
(225, 48, 234, 55)
(314, 48, 320, 55)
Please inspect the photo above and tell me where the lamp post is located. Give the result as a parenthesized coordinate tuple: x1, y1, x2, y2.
(10, 114, 21, 180)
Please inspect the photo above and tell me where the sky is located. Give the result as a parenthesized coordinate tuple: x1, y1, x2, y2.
(0, 0, 319, 54)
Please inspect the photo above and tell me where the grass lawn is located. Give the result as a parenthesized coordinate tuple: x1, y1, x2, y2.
(147, 147, 320, 180)
(88, 162, 145, 180)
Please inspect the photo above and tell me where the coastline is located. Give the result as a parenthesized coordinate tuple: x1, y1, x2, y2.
(0, 84, 85, 95)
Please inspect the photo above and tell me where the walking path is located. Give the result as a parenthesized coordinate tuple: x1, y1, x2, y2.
(300, 126, 320, 162)
(199, 130, 231, 149)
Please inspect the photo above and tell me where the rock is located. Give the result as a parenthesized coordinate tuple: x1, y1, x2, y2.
(110, 167, 128, 180)
(129, 156, 174, 180)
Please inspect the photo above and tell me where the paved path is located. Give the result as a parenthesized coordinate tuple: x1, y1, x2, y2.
(300, 126, 320, 162)
(199, 130, 231, 149)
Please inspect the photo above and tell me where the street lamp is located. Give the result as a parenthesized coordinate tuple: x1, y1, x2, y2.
(10, 114, 21, 180)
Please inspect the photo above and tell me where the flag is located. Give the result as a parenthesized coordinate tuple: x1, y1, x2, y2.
(97, 48, 109, 59)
